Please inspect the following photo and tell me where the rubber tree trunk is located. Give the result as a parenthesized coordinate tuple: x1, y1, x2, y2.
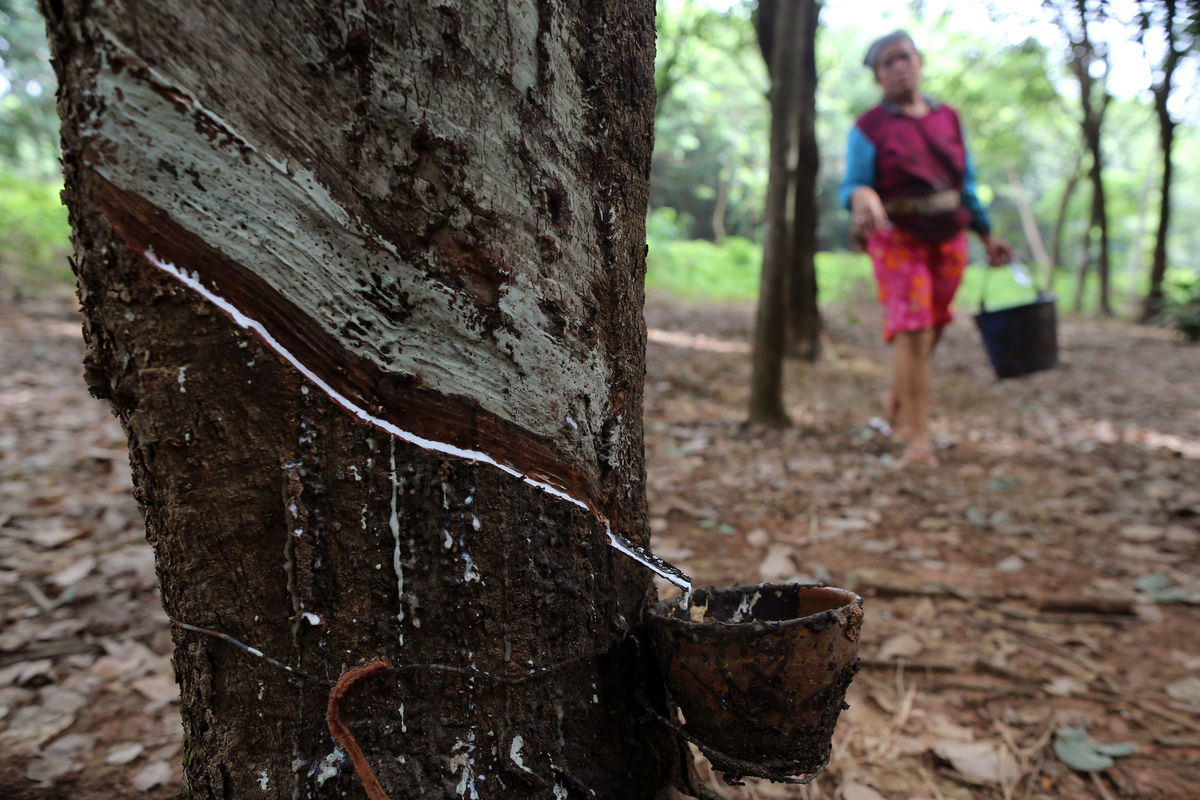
(1142, 13, 1181, 322)
(749, 0, 807, 425)
(1084, 126, 1113, 316)
(41, 1, 679, 798)
(756, 0, 821, 366)
(1066, 19, 1112, 316)
(1142, 87, 1176, 321)
(785, 0, 821, 363)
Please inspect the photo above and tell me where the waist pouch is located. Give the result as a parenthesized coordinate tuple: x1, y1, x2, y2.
(883, 189, 961, 216)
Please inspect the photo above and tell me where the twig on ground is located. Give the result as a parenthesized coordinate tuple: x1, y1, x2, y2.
(915, 765, 947, 800)
(1089, 771, 1118, 800)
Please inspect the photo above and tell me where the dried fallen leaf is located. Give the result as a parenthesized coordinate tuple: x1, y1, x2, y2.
(745, 528, 770, 547)
(132, 673, 179, 708)
(1165, 676, 1200, 705)
(0, 686, 87, 753)
(132, 760, 172, 792)
(12, 523, 87, 549)
(758, 544, 797, 581)
(877, 632, 923, 661)
(106, 742, 145, 765)
(822, 517, 872, 532)
(25, 752, 78, 785)
(1120, 524, 1163, 543)
(995, 555, 1025, 573)
(49, 555, 97, 587)
(1044, 676, 1088, 697)
(0, 658, 52, 688)
(91, 638, 160, 681)
(841, 780, 887, 800)
(932, 740, 1019, 785)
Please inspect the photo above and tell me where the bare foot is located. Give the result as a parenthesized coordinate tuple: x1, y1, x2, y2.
(881, 390, 911, 442)
(901, 441, 938, 467)
(880, 390, 903, 433)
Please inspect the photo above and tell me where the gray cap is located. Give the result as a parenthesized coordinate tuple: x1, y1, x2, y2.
(863, 29, 916, 69)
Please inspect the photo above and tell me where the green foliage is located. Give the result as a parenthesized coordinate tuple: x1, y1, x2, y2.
(1155, 270, 1200, 341)
(1, 0, 61, 182)
(647, 2, 1200, 318)
(651, 0, 768, 240)
(0, 165, 73, 298)
(1053, 727, 1137, 773)
(2, 0, 71, 298)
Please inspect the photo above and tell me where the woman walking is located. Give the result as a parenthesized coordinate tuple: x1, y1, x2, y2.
(841, 30, 1012, 465)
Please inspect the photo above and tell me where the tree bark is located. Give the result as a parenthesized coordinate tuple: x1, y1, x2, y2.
(1143, 89, 1176, 321)
(749, 0, 808, 425)
(756, 0, 821, 364)
(1064, 9, 1112, 315)
(42, 1, 678, 798)
(1073, 225, 1092, 313)
(1084, 123, 1113, 315)
(785, 0, 821, 363)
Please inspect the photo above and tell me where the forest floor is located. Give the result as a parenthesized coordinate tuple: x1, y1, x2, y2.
(1, 292, 1199, 799)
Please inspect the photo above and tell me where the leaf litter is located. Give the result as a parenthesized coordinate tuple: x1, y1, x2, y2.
(2, 294, 1200, 798)
(643, 297, 1200, 799)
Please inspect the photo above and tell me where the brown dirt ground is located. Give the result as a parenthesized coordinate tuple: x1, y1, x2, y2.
(1, 293, 1198, 799)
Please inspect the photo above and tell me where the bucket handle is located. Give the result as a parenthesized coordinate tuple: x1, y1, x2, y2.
(979, 260, 1050, 312)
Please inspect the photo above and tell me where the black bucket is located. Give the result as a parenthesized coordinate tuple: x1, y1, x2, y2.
(973, 268, 1058, 380)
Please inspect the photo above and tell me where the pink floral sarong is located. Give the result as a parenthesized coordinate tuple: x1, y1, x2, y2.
(866, 227, 968, 341)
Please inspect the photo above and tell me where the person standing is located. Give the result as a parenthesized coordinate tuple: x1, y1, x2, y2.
(840, 30, 1013, 465)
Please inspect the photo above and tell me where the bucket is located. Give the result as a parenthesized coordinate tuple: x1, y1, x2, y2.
(645, 583, 863, 781)
(973, 265, 1058, 379)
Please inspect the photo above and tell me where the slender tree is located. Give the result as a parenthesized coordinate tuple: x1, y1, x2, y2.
(1046, 0, 1114, 314)
(749, 0, 815, 425)
(755, 0, 822, 365)
(41, 1, 683, 798)
(1048, 152, 1085, 288)
(1137, 0, 1199, 321)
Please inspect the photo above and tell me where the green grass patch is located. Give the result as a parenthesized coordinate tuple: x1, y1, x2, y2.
(646, 231, 1144, 318)
(0, 166, 73, 299)
(645, 235, 876, 304)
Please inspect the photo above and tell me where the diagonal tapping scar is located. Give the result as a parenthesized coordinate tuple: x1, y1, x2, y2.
(143, 249, 693, 601)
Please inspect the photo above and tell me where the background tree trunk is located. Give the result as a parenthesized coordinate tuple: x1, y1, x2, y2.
(1126, 153, 1156, 312)
(1052, 0, 1112, 314)
(1006, 162, 1051, 273)
(1084, 122, 1113, 315)
(1142, 89, 1176, 321)
(1048, 154, 1083, 289)
(42, 1, 678, 798)
(1074, 223, 1093, 313)
(755, 0, 821, 365)
(784, 0, 821, 363)
(1141, 0, 1183, 322)
(748, 0, 807, 426)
